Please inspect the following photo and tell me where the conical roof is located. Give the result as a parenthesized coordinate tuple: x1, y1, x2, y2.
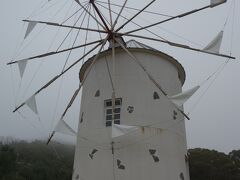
(79, 39, 186, 85)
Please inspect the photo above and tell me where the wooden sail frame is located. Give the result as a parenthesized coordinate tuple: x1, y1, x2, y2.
(9, 0, 235, 144)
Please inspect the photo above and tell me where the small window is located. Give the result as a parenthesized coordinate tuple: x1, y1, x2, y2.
(106, 121, 112, 127)
(106, 109, 112, 114)
(105, 101, 112, 107)
(114, 108, 121, 113)
(114, 120, 120, 125)
(104, 98, 122, 127)
(106, 115, 112, 120)
(114, 114, 120, 120)
(115, 99, 121, 106)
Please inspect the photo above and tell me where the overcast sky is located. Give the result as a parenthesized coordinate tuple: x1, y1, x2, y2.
(0, 0, 239, 153)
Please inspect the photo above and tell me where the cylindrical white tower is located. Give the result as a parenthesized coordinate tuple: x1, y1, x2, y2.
(72, 40, 189, 180)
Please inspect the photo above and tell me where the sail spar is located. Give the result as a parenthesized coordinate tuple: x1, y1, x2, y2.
(7, 1, 237, 180)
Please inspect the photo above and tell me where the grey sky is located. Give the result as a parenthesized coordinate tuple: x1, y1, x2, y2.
(0, 0, 239, 153)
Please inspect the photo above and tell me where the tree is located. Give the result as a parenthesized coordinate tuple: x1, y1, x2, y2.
(0, 144, 17, 178)
(189, 148, 240, 180)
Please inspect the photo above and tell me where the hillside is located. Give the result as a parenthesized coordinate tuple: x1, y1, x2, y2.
(0, 140, 74, 180)
(0, 140, 240, 180)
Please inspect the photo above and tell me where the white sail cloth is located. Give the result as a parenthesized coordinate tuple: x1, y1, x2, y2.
(169, 86, 200, 107)
(20, 21, 38, 77)
(26, 95, 38, 115)
(112, 124, 139, 138)
(54, 119, 76, 136)
(18, 60, 27, 78)
(204, 31, 224, 53)
(210, 0, 227, 7)
(24, 21, 37, 39)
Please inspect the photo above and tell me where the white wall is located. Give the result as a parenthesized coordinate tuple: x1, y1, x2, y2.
(73, 48, 189, 180)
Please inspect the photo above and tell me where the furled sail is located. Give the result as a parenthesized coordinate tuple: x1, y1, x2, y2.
(17, 60, 27, 78)
(169, 86, 200, 107)
(210, 0, 227, 7)
(54, 119, 76, 136)
(24, 21, 37, 39)
(112, 124, 139, 138)
(204, 31, 223, 53)
(26, 95, 38, 115)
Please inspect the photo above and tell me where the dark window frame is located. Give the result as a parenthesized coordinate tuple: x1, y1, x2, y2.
(104, 98, 122, 127)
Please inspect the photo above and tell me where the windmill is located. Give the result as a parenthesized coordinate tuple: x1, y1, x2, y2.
(7, 0, 236, 180)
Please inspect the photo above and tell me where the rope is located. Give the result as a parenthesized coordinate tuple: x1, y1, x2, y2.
(13, 0, 80, 138)
(56, 3, 88, 52)
(26, 0, 47, 20)
(61, 5, 90, 72)
(92, 5, 104, 40)
(61, 8, 82, 25)
(10, 23, 26, 107)
(189, 59, 230, 113)
(188, 0, 236, 114)
(50, 5, 90, 134)
(105, 57, 114, 91)
(29, 0, 65, 19)
(96, 0, 173, 18)
(97, 4, 111, 26)
(16, 110, 47, 139)
(82, 5, 92, 66)
(96, 2, 167, 41)
(223, 0, 235, 29)
(17, 1, 83, 106)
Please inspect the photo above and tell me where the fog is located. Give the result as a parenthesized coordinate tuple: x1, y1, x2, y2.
(0, 0, 239, 153)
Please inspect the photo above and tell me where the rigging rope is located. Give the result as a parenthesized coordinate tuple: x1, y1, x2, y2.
(96, 0, 173, 18)
(82, 5, 92, 66)
(187, 0, 236, 114)
(96, 2, 167, 41)
(50, 5, 90, 134)
(17, 2, 80, 105)
(26, 0, 47, 20)
(11, 0, 87, 140)
(61, 5, 90, 72)
(56, 3, 88, 52)
(29, 0, 66, 19)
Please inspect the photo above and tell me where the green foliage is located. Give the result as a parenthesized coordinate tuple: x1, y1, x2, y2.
(0, 144, 17, 177)
(0, 140, 74, 180)
(1, 140, 240, 180)
(189, 148, 240, 180)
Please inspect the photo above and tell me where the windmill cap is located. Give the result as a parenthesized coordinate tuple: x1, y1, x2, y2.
(79, 40, 186, 85)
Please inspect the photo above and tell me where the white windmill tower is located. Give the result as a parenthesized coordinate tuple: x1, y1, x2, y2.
(7, 0, 236, 180)
(73, 38, 193, 180)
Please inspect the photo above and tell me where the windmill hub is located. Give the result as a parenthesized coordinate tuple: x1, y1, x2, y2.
(108, 34, 126, 49)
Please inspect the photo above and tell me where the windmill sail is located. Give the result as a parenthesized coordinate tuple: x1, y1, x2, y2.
(169, 86, 200, 107)
(17, 60, 27, 78)
(204, 31, 224, 53)
(210, 0, 227, 7)
(112, 124, 139, 138)
(54, 119, 76, 136)
(24, 21, 37, 39)
(8, 1, 236, 180)
(26, 95, 38, 115)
